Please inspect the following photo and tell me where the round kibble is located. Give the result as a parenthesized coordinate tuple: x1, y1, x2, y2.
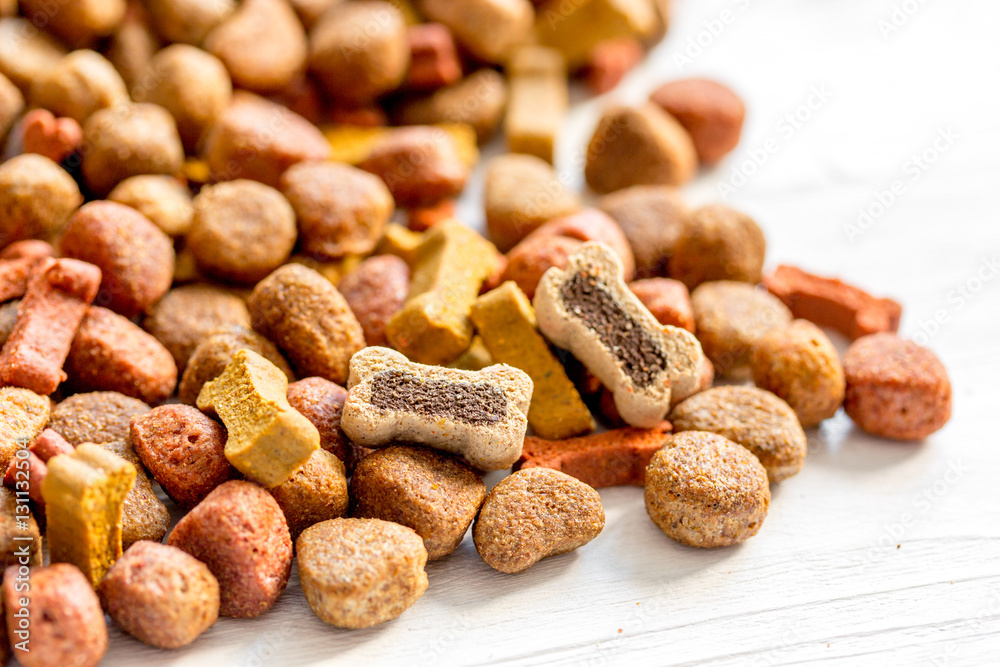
(629, 278, 695, 332)
(19, 0, 124, 47)
(98, 440, 171, 548)
(670, 204, 766, 290)
(650, 78, 745, 165)
(599, 185, 689, 279)
(108, 175, 195, 238)
(645, 431, 770, 548)
(145, 0, 236, 45)
(286, 377, 351, 465)
(0, 18, 66, 93)
(269, 449, 349, 540)
(29, 49, 127, 124)
(500, 234, 584, 300)
(50, 391, 150, 446)
(337, 255, 410, 347)
(359, 126, 469, 208)
(0, 153, 82, 248)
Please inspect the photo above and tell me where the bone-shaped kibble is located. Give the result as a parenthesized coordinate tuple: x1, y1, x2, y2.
(533, 242, 705, 428)
(197, 348, 319, 488)
(341, 347, 532, 471)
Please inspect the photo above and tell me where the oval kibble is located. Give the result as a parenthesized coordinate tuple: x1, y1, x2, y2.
(29, 49, 127, 124)
(286, 377, 351, 466)
(19, 0, 124, 47)
(629, 278, 695, 332)
(97, 440, 171, 548)
(359, 126, 469, 208)
(337, 255, 410, 348)
(0, 154, 83, 248)
(107, 175, 195, 238)
(650, 78, 745, 165)
(145, 0, 235, 45)
(670, 204, 766, 290)
(50, 391, 150, 446)
(499, 234, 583, 300)
(599, 185, 689, 279)
(269, 449, 349, 540)
(0, 18, 66, 94)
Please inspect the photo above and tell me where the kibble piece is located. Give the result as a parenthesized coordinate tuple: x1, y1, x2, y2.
(0, 388, 50, 470)
(42, 444, 136, 585)
(205, 0, 307, 94)
(49, 391, 149, 446)
(248, 264, 365, 384)
(534, 242, 705, 428)
(520, 208, 636, 282)
(504, 46, 567, 164)
(21, 108, 84, 164)
(691, 281, 792, 379)
(144, 44, 233, 153)
(474, 468, 604, 573)
(584, 37, 643, 94)
(29, 49, 128, 124)
(198, 349, 319, 487)
(472, 281, 594, 439)
(419, 0, 533, 63)
(843, 333, 951, 440)
(670, 204, 766, 289)
(142, 284, 251, 371)
(146, 0, 236, 45)
(0, 71, 21, 142)
(599, 185, 689, 278)
(534, 0, 656, 66)
(0, 487, 42, 566)
(650, 78, 745, 165)
(105, 0, 159, 92)
(484, 153, 581, 252)
(286, 377, 352, 466)
(179, 324, 294, 405)
(645, 431, 769, 548)
(670, 386, 807, 482)
(3, 564, 107, 667)
(360, 126, 469, 208)
(97, 441, 171, 548)
(447, 336, 494, 372)
(499, 234, 583, 300)
(61, 201, 174, 317)
(269, 449, 349, 540)
(751, 320, 845, 428)
(629, 278, 694, 332)
(338, 255, 409, 348)
(385, 221, 499, 364)
(585, 104, 697, 193)
(289, 0, 340, 28)
(131, 404, 232, 509)
(108, 175, 195, 238)
(202, 92, 331, 188)
(98, 541, 220, 649)
(351, 446, 486, 560)
(0, 154, 82, 248)
(280, 161, 394, 260)
(20, 0, 124, 47)
(168, 480, 292, 618)
(296, 518, 428, 628)
(397, 69, 508, 144)
(0, 18, 66, 93)
(403, 22, 462, 90)
(65, 306, 178, 404)
(309, 1, 409, 105)
(342, 347, 532, 471)
(187, 180, 297, 284)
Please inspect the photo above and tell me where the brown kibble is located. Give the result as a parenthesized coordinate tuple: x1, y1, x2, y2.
(21, 109, 83, 165)
(670, 204, 766, 289)
(650, 78, 745, 165)
(843, 333, 951, 441)
(351, 446, 486, 560)
(338, 255, 410, 347)
(50, 391, 150, 445)
(19, 0, 125, 47)
(474, 468, 604, 574)
(168, 480, 293, 618)
(599, 185, 689, 278)
(131, 404, 232, 509)
(0, 154, 83, 248)
(517, 421, 673, 488)
(645, 431, 770, 548)
(98, 541, 220, 649)
(584, 38, 643, 95)
(286, 377, 352, 466)
(0, 71, 19, 143)
(500, 234, 583, 300)
(108, 175, 195, 238)
(629, 278, 694, 332)
(296, 518, 428, 628)
(97, 440, 171, 548)
(751, 320, 846, 428)
(404, 23, 462, 90)
(187, 180, 297, 284)
(104, 0, 160, 92)
(670, 386, 807, 482)
(763, 264, 903, 341)
(526, 209, 635, 279)
(280, 161, 394, 260)
(145, 0, 236, 45)
(269, 449, 349, 540)
(61, 201, 174, 317)
(0, 18, 66, 94)
(360, 126, 469, 207)
(0, 487, 42, 565)
(29, 49, 128, 124)
(419, 0, 533, 63)
(397, 69, 508, 144)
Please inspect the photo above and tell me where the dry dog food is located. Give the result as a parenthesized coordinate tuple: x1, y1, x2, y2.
(498, 234, 584, 300)
(143, 284, 251, 371)
(650, 78, 745, 165)
(105, 1, 159, 93)
(505, 46, 567, 164)
(691, 281, 792, 379)
(0, 70, 19, 140)
(296, 518, 428, 628)
(397, 69, 507, 144)
(187, 180, 297, 284)
(472, 281, 595, 439)
(168, 480, 292, 618)
(21, 108, 81, 164)
(585, 37, 644, 94)
(98, 440, 171, 548)
(764, 264, 903, 341)
(3, 563, 107, 667)
(342, 346, 532, 471)
(286, 377, 352, 466)
(248, 263, 366, 384)
(108, 175, 195, 238)
(29, 49, 127, 124)
(65, 306, 178, 404)
(599, 185, 689, 279)
(360, 126, 469, 208)
(0, 388, 51, 469)
(61, 201, 174, 317)
(670, 386, 807, 482)
(42, 443, 136, 586)
(473, 467, 605, 574)
(0, 154, 82, 248)
(670, 204, 766, 289)
(4, 428, 71, 507)
(0, 487, 41, 566)
(0, 250, 58, 303)
(517, 421, 674, 488)
(98, 540, 220, 649)
(534, 242, 704, 428)
(534, 0, 656, 66)
(351, 445, 486, 560)
(145, 0, 234, 44)
(585, 104, 697, 193)
(131, 405, 231, 510)
(269, 449, 349, 540)
(645, 431, 770, 548)
(338, 255, 410, 348)
(198, 349, 319, 488)
(0, 18, 64, 95)
(49, 391, 149, 445)
(448, 336, 494, 372)
(629, 278, 695, 332)
(20, 0, 124, 47)
(404, 22, 462, 90)
(751, 320, 846, 428)
(419, 0, 533, 63)
(842, 333, 951, 440)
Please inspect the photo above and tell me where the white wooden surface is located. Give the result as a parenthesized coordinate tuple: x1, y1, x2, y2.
(90, 0, 1000, 665)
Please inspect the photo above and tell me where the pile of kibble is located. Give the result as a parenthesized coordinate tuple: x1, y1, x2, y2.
(0, 0, 952, 663)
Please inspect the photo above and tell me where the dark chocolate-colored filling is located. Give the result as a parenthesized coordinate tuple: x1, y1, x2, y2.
(370, 369, 508, 425)
(560, 271, 665, 388)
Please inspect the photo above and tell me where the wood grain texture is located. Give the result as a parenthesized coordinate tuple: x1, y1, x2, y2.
(49, 0, 1000, 664)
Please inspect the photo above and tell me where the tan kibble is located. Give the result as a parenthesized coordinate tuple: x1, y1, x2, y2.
(670, 204, 766, 289)
(0, 154, 82, 248)
(105, 1, 160, 92)
(396, 69, 508, 144)
(419, 0, 533, 63)
(0, 387, 50, 470)
(49, 391, 150, 445)
(473, 467, 604, 573)
(599, 185, 689, 279)
(30, 50, 128, 124)
(269, 449, 349, 540)
(0, 18, 66, 93)
(145, 0, 236, 45)
(504, 45, 567, 164)
(20, 0, 125, 47)
(108, 175, 194, 237)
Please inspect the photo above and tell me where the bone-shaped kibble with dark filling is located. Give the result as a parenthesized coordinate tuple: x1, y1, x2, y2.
(340, 347, 532, 471)
(533, 242, 705, 428)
